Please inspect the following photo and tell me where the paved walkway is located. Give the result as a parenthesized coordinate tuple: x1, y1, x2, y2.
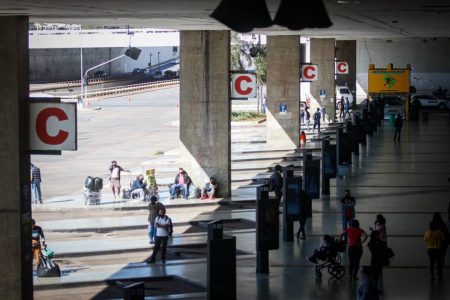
(34, 113, 450, 300)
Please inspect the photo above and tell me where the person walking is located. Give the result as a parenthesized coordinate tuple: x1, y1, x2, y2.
(357, 266, 379, 300)
(147, 208, 172, 264)
(268, 164, 283, 201)
(432, 212, 449, 278)
(305, 107, 311, 131)
(393, 114, 403, 142)
(339, 96, 345, 120)
(30, 164, 43, 204)
(340, 219, 368, 280)
(341, 189, 356, 231)
(147, 195, 165, 244)
(424, 221, 446, 281)
(108, 160, 127, 200)
(344, 97, 351, 119)
(368, 214, 388, 290)
(296, 189, 310, 240)
(321, 106, 326, 123)
(313, 108, 321, 133)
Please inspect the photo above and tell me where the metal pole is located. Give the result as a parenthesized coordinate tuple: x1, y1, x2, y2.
(158, 51, 161, 73)
(80, 32, 84, 109)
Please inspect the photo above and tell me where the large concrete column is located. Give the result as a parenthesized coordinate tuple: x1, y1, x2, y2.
(335, 40, 357, 105)
(266, 35, 300, 148)
(0, 17, 32, 299)
(179, 31, 231, 197)
(310, 38, 336, 121)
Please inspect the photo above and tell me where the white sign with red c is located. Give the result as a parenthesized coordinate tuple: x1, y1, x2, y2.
(231, 73, 257, 99)
(336, 61, 349, 74)
(29, 102, 77, 151)
(301, 64, 319, 81)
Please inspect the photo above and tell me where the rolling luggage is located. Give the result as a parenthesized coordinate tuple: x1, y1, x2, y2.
(37, 246, 61, 277)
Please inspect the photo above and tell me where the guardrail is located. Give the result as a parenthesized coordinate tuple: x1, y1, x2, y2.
(30, 74, 144, 92)
(61, 79, 180, 100)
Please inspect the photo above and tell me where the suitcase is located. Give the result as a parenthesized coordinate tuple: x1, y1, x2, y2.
(84, 176, 95, 190)
(94, 177, 103, 191)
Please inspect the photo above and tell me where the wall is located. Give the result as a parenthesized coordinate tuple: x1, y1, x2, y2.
(29, 46, 178, 82)
(357, 40, 450, 94)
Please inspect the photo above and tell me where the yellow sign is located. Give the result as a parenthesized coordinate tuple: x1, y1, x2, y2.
(368, 64, 411, 93)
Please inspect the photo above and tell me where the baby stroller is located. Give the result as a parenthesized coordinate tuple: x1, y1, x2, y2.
(83, 176, 103, 205)
(307, 236, 346, 279)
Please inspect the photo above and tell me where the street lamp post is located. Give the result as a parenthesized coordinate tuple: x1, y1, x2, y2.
(157, 51, 161, 74)
(81, 47, 141, 109)
(149, 53, 152, 68)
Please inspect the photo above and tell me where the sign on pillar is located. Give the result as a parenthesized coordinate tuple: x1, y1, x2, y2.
(29, 98, 77, 154)
(301, 64, 318, 81)
(231, 72, 257, 99)
(336, 61, 349, 74)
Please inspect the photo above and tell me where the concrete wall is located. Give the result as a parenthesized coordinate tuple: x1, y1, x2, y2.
(29, 46, 178, 82)
(0, 16, 32, 300)
(357, 40, 450, 94)
(179, 30, 231, 197)
(266, 35, 300, 148)
(336, 40, 356, 104)
(310, 38, 336, 120)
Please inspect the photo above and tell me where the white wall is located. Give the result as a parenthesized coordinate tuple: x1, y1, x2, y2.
(357, 40, 450, 94)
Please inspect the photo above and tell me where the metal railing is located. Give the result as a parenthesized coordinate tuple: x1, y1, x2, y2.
(59, 79, 180, 100)
(30, 74, 142, 92)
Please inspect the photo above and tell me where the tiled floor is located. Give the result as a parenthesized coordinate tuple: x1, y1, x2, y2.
(35, 113, 450, 299)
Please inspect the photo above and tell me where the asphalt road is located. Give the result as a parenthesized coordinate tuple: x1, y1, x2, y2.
(31, 87, 180, 199)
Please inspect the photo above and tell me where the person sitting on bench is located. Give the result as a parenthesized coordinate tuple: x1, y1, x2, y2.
(201, 177, 218, 200)
(130, 174, 147, 200)
(170, 168, 191, 200)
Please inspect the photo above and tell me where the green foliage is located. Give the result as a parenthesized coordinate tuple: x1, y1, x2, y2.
(230, 33, 267, 85)
(231, 111, 265, 121)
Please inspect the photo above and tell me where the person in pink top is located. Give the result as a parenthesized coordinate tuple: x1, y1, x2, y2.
(340, 219, 368, 280)
(170, 167, 191, 200)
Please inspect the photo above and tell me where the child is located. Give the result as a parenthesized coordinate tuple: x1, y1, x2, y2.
(307, 235, 336, 264)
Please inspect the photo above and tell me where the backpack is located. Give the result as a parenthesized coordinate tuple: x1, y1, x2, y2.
(314, 112, 321, 121)
(194, 186, 202, 199)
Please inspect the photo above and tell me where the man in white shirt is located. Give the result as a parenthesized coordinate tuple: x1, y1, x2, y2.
(108, 160, 126, 200)
(147, 208, 172, 264)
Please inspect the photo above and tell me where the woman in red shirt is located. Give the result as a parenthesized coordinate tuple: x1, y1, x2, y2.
(340, 219, 368, 280)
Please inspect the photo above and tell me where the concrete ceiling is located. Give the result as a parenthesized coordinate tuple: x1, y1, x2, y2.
(1, 0, 450, 40)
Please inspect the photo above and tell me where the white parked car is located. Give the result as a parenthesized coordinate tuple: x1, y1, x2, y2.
(336, 86, 354, 106)
(411, 94, 448, 110)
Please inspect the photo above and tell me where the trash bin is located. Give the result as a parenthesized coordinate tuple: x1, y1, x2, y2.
(389, 114, 395, 122)
(422, 111, 429, 121)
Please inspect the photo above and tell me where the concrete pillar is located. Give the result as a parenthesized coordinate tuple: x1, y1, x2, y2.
(0, 17, 32, 299)
(266, 36, 300, 148)
(335, 40, 357, 105)
(179, 31, 231, 197)
(310, 38, 336, 121)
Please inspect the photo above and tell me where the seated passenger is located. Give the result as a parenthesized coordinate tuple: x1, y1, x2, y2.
(130, 174, 147, 200)
(201, 177, 218, 200)
(307, 234, 336, 264)
(170, 168, 191, 200)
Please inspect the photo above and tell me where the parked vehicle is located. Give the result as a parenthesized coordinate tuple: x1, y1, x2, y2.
(153, 71, 163, 79)
(336, 86, 353, 106)
(92, 70, 107, 78)
(411, 94, 448, 110)
(383, 95, 404, 119)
